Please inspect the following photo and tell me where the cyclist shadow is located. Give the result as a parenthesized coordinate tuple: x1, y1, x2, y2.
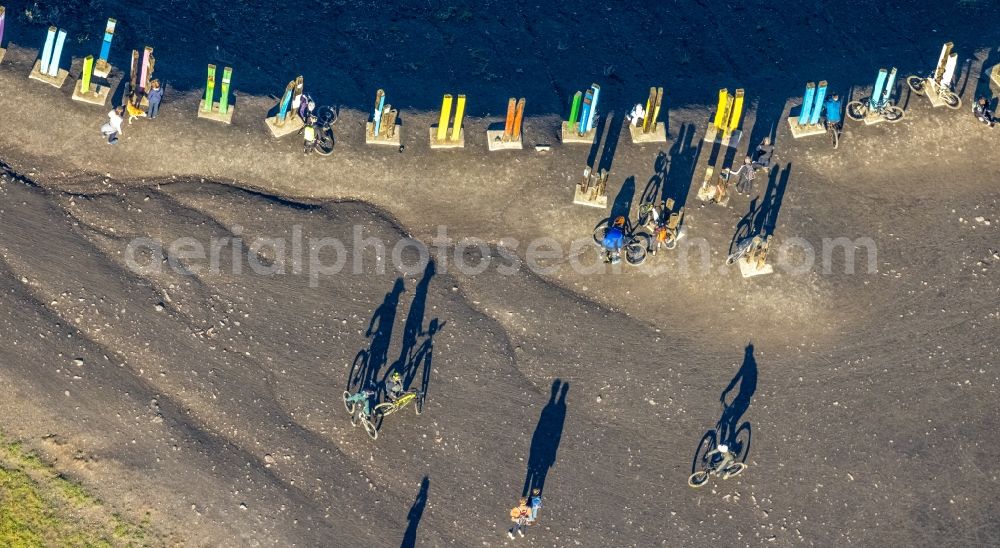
(690, 344, 758, 473)
(400, 476, 429, 548)
(381, 261, 444, 402)
(639, 151, 669, 205)
(522, 380, 569, 497)
(661, 123, 700, 212)
(609, 176, 636, 232)
(348, 278, 405, 391)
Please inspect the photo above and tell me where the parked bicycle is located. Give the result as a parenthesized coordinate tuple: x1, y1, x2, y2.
(592, 217, 650, 265)
(343, 389, 379, 440)
(304, 105, 337, 156)
(906, 75, 961, 109)
(726, 236, 755, 265)
(846, 95, 904, 123)
(374, 390, 424, 417)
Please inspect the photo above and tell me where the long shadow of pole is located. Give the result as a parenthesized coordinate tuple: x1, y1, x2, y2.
(522, 380, 569, 497)
(400, 476, 429, 548)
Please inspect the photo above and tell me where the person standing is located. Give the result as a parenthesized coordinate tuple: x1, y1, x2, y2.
(100, 106, 125, 144)
(507, 498, 530, 539)
(147, 80, 163, 119)
(724, 156, 756, 195)
(752, 136, 773, 169)
(824, 94, 843, 148)
(973, 96, 995, 127)
(528, 489, 542, 523)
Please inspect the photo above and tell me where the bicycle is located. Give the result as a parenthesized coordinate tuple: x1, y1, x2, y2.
(342, 390, 379, 440)
(592, 218, 650, 266)
(689, 417, 751, 487)
(688, 451, 747, 488)
(906, 75, 961, 109)
(637, 199, 685, 253)
(726, 236, 755, 265)
(846, 96, 904, 123)
(305, 105, 338, 156)
(374, 390, 424, 417)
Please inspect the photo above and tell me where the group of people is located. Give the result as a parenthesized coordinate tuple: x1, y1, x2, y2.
(100, 80, 164, 145)
(507, 489, 543, 539)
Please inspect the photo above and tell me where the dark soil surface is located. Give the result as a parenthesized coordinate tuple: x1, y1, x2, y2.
(0, 1, 999, 547)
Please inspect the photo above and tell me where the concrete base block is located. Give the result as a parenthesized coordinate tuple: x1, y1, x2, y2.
(93, 59, 112, 78)
(990, 64, 1000, 89)
(265, 115, 304, 138)
(486, 129, 523, 151)
(71, 81, 110, 106)
(738, 259, 774, 278)
(197, 102, 235, 124)
(0, 48, 6, 65)
(786, 117, 827, 138)
(628, 122, 667, 143)
(28, 60, 69, 89)
(862, 110, 888, 126)
(704, 123, 742, 148)
(429, 127, 465, 149)
(365, 122, 401, 146)
(561, 121, 597, 144)
(573, 185, 608, 208)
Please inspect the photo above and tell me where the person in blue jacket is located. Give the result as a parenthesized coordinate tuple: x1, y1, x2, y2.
(824, 94, 843, 148)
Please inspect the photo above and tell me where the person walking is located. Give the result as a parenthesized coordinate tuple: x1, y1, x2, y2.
(100, 106, 125, 144)
(147, 80, 163, 119)
(528, 489, 542, 524)
(724, 156, 756, 195)
(507, 498, 531, 539)
(824, 94, 843, 148)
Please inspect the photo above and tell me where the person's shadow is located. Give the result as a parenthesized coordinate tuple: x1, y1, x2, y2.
(522, 380, 569, 497)
(349, 278, 404, 390)
(408, 318, 445, 399)
(690, 344, 758, 473)
(400, 476, 429, 548)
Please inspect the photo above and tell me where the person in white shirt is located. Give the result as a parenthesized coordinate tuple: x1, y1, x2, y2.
(627, 103, 645, 127)
(101, 107, 125, 144)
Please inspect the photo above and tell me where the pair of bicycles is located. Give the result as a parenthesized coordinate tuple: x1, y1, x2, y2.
(342, 389, 423, 441)
(303, 105, 338, 156)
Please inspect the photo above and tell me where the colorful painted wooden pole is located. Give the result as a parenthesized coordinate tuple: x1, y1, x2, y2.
(373, 89, 385, 135)
(882, 68, 897, 104)
(650, 87, 663, 130)
(934, 42, 953, 85)
(585, 84, 600, 133)
(277, 81, 294, 123)
(870, 69, 887, 108)
(218, 67, 232, 114)
(451, 94, 466, 142)
(80, 55, 94, 92)
(0, 7, 6, 47)
(139, 46, 152, 91)
(129, 50, 139, 92)
(504, 98, 516, 138)
(436, 94, 453, 142)
(47, 28, 67, 77)
(568, 91, 582, 125)
(203, 64, 216, 112)
(512, 98, 525, 141)
(727, 89, 744, 133)
(713, 89, 728, 129)
(99, 18, 116, 62)
(39, 27, 57, 74)
(798, 82, 815, 126)
(808, 81, 827, 126)
(942, 54, 957, 86)
(578, 89, 593, 135)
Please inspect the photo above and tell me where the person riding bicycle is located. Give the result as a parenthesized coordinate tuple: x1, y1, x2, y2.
(385, 371, 404, 403)
(973, 96, 995, 128)
(346, 386, 376, 418)
(705, 443, 736, 473)
(601, 216, 627, 264)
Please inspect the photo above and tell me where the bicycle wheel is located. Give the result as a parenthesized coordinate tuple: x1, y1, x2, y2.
(664, 227, 683, 250)
(905, 75, 925, 96)
(592, 219, 610, 246)
(846, 101, 867, 121)
(373, 402, 396, 418)
(733, 422, 753, 463)
(343, 391, 356, 415)
(941, 90, 962, 110)
(624, 241, 648, 266)
(721, 462, 747, 480)
(691, 431, 717, 473)
(316, 105, 338, 126)
(884, 105, 905, 123)
(636, 203, 654, 227)
(316, 130, 335, 156)
(688, 471, 710, 488)
(362, 418, 379, 440)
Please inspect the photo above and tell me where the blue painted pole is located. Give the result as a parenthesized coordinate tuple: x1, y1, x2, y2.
(798, 83, 815, 126)
(883, 68, 897, 104)
(373, 92, 385, 135)
(870, 69, 887, 109)
(579, 89, 593, 134)
(278, 89, 292, 121)
(587, 84, 601, 133)
(47, 29, 67, 77)
(98, 19, 116, 62)
(39, 27, 56, 74)
(809, 81, 827, 126)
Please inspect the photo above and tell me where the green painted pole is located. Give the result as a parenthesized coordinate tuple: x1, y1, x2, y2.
(569, 91, 582, 124)
(203, 64, 216, 112)
(219, 66, 232, 114)
(80, 55, 94, 93)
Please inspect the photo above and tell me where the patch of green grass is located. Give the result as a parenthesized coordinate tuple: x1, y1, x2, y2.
(0, 434, 154, 546)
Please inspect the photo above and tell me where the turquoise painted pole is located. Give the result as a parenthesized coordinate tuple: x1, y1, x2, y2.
(99, 18, 116, 62)
(882, 68, 897, 104)
(809, 82, 827, 126)
(798, 83, 815, 126)
(39, 27, 56, 74)
(47, 28, 67, 77)
(586, 84, 601, 133)
(373, 91, 385, 135)
(870, 69, 887, 109)
(579, 88, 593, 134)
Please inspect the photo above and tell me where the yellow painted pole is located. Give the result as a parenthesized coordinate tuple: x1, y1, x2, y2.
(713, 89, 728, 129)
(728, 89, 745, 132)
(436, 94, 452, 142)
(80, 55, 94, 93)
(451, 94, 466, 141)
